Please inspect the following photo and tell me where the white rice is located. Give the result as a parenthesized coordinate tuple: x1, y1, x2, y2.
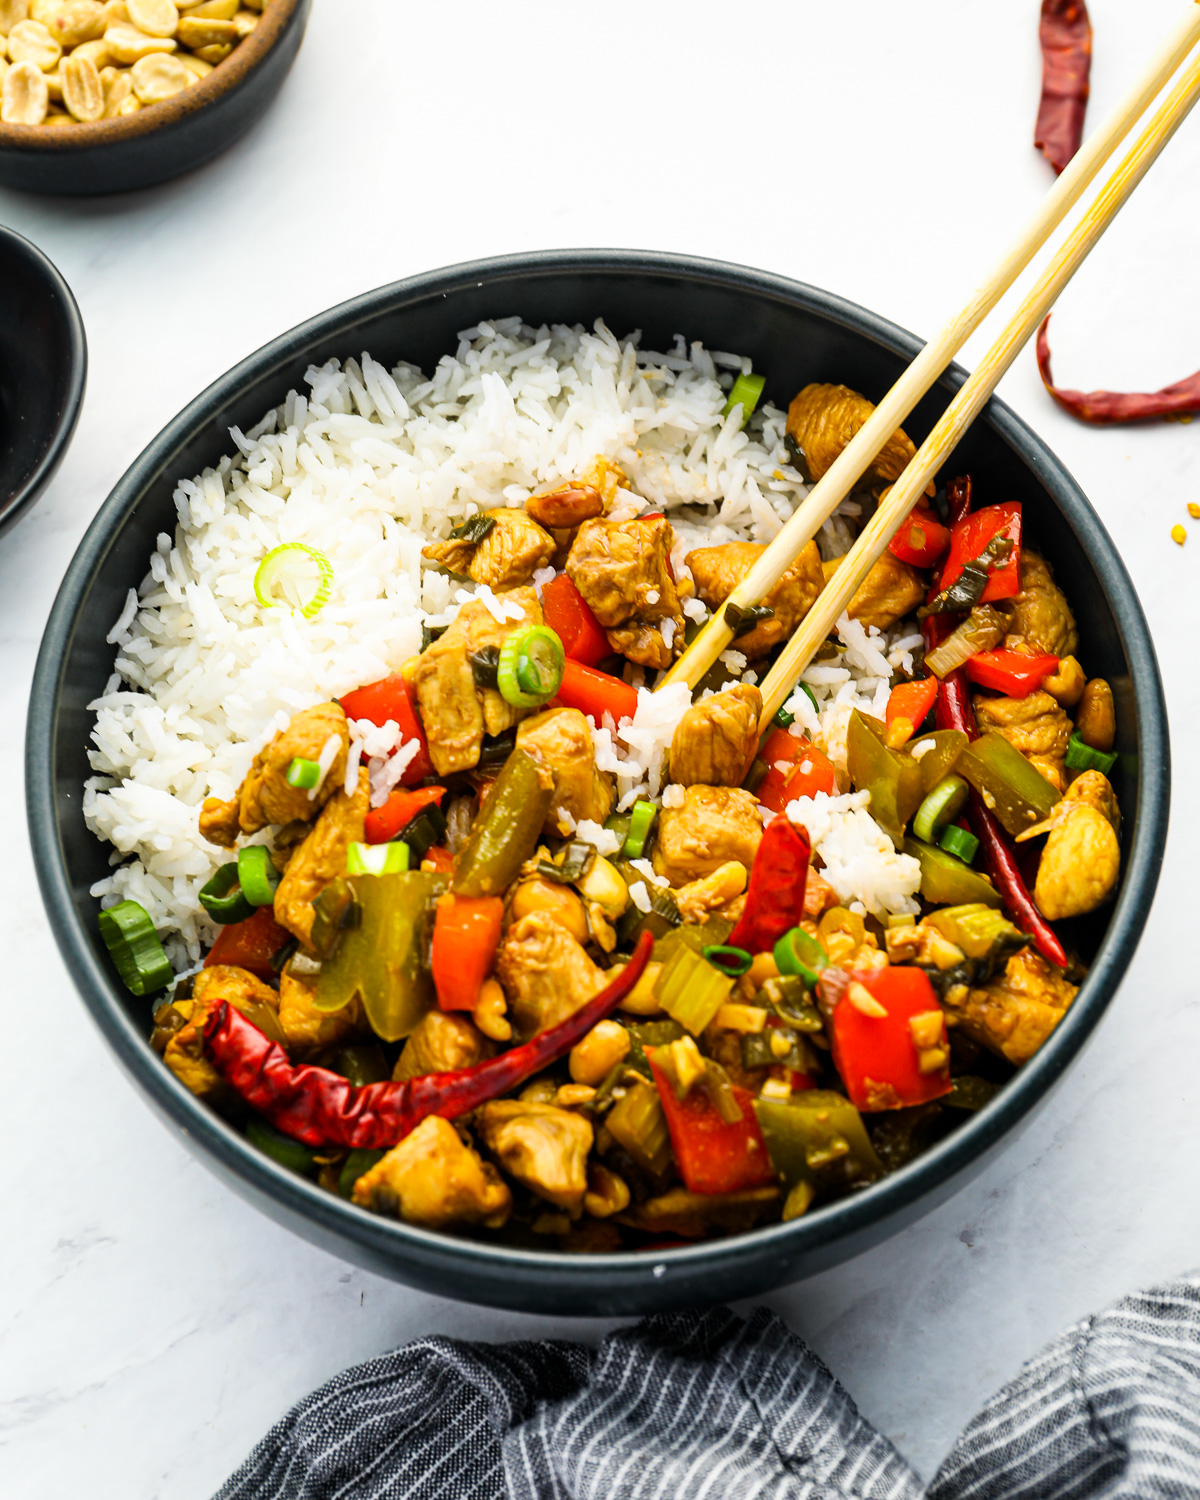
(785, 791, 921, 919)
(84, 317, 915, 964)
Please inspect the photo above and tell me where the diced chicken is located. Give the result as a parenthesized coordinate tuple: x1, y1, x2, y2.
(411, 587, 543, 775)
(200, 702, 349, 847)
(566, 516, 684, 669)
(496, 912, 606, 1039)
(393, 1009, 493, 1081)
(652, 785, 763, 886)
(1004, 550, 1078, 659)
(974, 690, 1072, 792)
(516, 706, 614, 835)
(475, 1099, 594, 1212)
(668, 684, 762, 787)
(1034, 802, 1120, 921)
(684, 540, 825, 658)
(945, 949, 1077, 1065)
(163, 965, 281, 1101)
(786, 383, 931, 491)
(673, 861, 748, 925)
(352, 1116, 512, 1230)
(423, 508, 555, 589)
(1018, 769, 1120, 843)
(822, 551, 926, 632)
(277, 965, 365, 1057)
(273, 769, 369, 946)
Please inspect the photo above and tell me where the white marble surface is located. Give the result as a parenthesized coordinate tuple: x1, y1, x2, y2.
(3, 1, 1199, 1493)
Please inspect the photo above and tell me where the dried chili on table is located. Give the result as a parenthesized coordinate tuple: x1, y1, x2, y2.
(1037, 315, 1200, 424)
(202, 932, 654, 1149)
(1035, 0, 1092, 175)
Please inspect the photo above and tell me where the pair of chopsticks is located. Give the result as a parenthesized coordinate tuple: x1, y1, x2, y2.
(662, 3, 1200, 731)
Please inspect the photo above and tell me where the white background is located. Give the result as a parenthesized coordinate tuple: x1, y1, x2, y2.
(2, 1, 1198, 1493)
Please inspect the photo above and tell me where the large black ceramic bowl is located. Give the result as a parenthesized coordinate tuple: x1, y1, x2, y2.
(0, 226, 85, 536)
(26, 251, 1169, 1313)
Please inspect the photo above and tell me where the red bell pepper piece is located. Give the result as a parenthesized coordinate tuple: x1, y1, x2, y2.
(204, 905, 291, 982)
(202, 933, 654, 1149)
(728, 818, 812, 954)
(885, 678, 938, 743)
(829, 965, 952, 1112)
(339, 673, 433, 786)
(431, 894, 504, 1011)
(755, 729, 836, 814)
(937, 502, 1023, 604)
(540, 573, 610, 667)
(421, 845, 455, 875)
(888, 504, 951, 568)
(648, 1055, 776, 1195)
(364, 785, 446, 845)
(555, 658, 638, 725)
(964, 649, 1059, 698)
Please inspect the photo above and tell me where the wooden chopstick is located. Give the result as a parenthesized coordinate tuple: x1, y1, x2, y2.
(661, 3, 1200, 696)
(756, 45, 1200, 730)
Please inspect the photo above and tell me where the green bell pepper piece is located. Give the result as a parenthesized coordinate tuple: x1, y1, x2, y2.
(753, 1089, 883, 1194)
(904, 837, 1003, 908)
(453, 748, 553, 897)
(846, 710, 924, 846)
(905, 728, 969, 793)
(955, 731, 1061, 838)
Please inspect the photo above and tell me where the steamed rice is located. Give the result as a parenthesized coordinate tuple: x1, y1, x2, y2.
(85, 317, 917, 964)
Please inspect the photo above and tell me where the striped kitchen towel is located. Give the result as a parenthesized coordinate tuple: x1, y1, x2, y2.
(216, 1274, 1200, 1499)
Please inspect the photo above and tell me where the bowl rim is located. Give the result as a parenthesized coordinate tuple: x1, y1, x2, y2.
(26, 248, 1171, 1306)
(0, 223, 86, 535)
(0, 0, 302, 152)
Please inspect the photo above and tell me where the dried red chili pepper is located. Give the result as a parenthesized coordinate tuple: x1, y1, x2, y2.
(925, 618, 1068, 968)
(202, 932, 653, 1149)
(728, 818, 812, 955)
(1035, 0, 1092, 175)
(1037, 315, 1200, 424)
(945, 474, 973, 527)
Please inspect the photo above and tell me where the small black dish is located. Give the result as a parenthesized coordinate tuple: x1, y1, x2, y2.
(0, 225, 86, 536)
(26, 251, 1170, 1314)
(0, 0, 309, 196)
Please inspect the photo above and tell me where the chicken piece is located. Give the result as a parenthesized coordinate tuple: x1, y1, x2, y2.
(411, 587, 543, 775)
(685, 540, 825, 659)
(786, 383, 931, 491)
(821, 551, 926, 632)
(163, 965, 282, 1101)
(352, 1115, 511, 1229)
(945, 949, 1077, 1065)
(475, 1099, 594, 1212)
(804, 867, 840, 918)
(423, 509, 555, 590)
(273, 769, 369, 946)
(652, 785, 763, 886)
(566, 515, 683, 669)
(1017, 770, 1120, 843)
(974, 690, 1072, 792)
(616, 1185, 781, 1239)
(516, 706, 613, 835)
(277, 965, 365, 1057)
(1004, 550, 1078, 659)
(496, 912, 606, 1039)
(200, 702, 349, 847)
(392, 1009, 493, 1081)
(1034, 803, 1121, 921)
(674, 861, 748, 924)
(669, 684, 762, 787)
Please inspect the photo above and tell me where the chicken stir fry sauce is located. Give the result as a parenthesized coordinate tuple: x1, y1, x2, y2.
(134, 378, 1123, 1248)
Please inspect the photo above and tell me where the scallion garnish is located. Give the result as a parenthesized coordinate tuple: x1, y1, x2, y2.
(772, 926, 828, 988)
(622, 800, 658, 860)
(722, 372, 766, 426)
(1064, 732, 1118, 775)
(496, 625, 565, 708)
(286, 757, 322, 790)
(237, 844, 280, 907)
(199, 862, 255, 925)
(939, 824, 980, 863)
(701, 944, 754, 978)
(254, 543, 333, 618)
(98, 899, 173, 996)
(346, 841, 410, 877)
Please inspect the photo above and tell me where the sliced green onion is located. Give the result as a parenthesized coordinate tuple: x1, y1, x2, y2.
(496, 624, 566, 708)
(98, 900, 174, 996)
(198, 862, 255, 925)
(339, 1147, 386, 1198)
(254, 543, 333, 619)
(398, 804, 447, 864)
(622, 800, 658, 859)
(347, 840, 410, 876)
(702, 944, 753, 977)
(237, 844, 280, 906)
(286, 757, 322, 790)
(246, 1118, 317, 1176)
(1065, 731, 1118, 775)
(774, 705, 795, 729)
(913, 774, 969, 843)
(536, 840, 594, 884)
(724, 601, 775, 639)
(939, 824, 980, 863)
(654, 944, 735, 1035)
(773, 926, 828, 987)
(722, 372, 766, 425)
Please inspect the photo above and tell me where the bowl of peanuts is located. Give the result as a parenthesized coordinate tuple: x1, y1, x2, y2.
(0, 0, 309, 194)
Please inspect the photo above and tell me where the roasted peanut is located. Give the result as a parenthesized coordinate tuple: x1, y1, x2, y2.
(114, 85, 136, 109)
(99, 0, 127, 18)
(189, 37, 227, 60)
(129, 46, 183, 99)
(0, 1, 30, 37)
(509, 879, 589, 944)
(61, 47, 102, 115)
(232, 5, 253, 37)
(49, 0, 105, 45)
(125, 0, 176, 35)
(175, 48, 209, 76)
(1, 56, 46, 117)
(71, 33, 109, 63)
(104, 19, 175, 60)
(474, 977, 511, 1043)
(525, 483, 604, 530)
(568, 1019, 630, 1086)
(0, 56, 7, 84)
(1042, 654, 1086, 708)
(584, 1162, 630, 1218)
(29, 0, 59, 21)
(99, 59, 129, 109)
(614, 958, 663, 1016)
(41, 59, 59, 92)
(7, 17, 59, 67)
(1075, 678, 1115, 753)
(182, 0, 236, 16)
(174, 12, 230, 44)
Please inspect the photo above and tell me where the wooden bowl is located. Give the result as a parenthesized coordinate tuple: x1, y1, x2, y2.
(0, 0, 310, 195)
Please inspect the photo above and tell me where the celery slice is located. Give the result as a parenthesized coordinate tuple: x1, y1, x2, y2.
(654, 944, 735, 1035)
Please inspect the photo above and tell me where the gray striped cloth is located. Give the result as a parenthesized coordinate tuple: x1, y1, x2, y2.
(216, 1274, 1200, 1499)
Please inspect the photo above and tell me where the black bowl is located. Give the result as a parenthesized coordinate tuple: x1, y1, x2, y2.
(0, 0, 309, 196)
(0, 226, 85, 536)
(26, 251, 1170, 1313)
